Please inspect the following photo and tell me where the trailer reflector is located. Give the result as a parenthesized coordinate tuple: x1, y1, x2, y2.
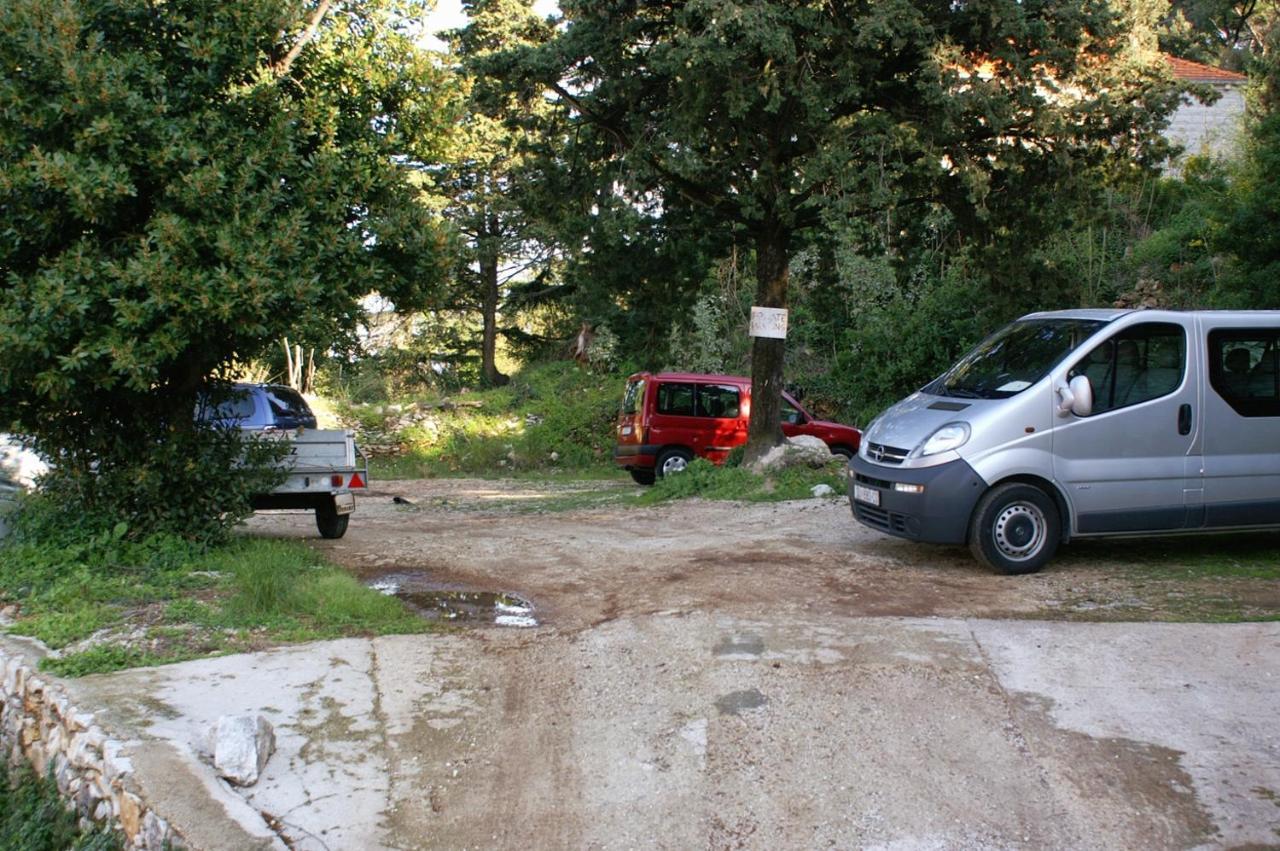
(349, 472, 366, 489)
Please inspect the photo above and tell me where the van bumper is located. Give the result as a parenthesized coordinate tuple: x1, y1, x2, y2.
(614, 444, 658, 469)
(848, 456, 987, 545)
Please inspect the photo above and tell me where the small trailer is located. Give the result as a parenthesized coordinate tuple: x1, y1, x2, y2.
(250, 428, 368, 539)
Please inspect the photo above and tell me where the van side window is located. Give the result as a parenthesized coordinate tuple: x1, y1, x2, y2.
(697, 385, 740, 419)
(1208, 329, 1280, 417)
(1067, 323, 1186, 415)
(656, 383, 696, 416)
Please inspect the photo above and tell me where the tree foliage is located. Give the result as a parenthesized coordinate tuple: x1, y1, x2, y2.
(509, 0, 1180, 460)
(0, 0, 453, 538)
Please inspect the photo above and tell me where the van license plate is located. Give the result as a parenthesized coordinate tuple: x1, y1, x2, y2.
(853, 484, 880, 507)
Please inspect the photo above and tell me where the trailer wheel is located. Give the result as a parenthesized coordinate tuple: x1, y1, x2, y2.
(316, 503, 350, 539)
(968, 483, 1059, 575)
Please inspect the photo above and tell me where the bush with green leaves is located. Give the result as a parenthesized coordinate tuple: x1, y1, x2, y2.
(0, 0, 452, 539)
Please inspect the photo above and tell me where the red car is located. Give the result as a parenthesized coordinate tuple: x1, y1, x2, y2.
(614, 372, 861, 485)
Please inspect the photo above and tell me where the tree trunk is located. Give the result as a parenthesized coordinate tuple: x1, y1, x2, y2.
(479, 249, 509, 387)
(744, 226, 790, 464)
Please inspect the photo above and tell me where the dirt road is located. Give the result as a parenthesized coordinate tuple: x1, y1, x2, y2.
(215, 478, 1280, 849)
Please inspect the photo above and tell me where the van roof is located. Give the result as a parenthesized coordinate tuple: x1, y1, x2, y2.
(648, 372, 750, 384)
(1019, 308, 1131, 321)
(1020, 308, 1280, 322)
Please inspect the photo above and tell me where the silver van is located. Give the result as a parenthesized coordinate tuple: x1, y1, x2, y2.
(849, 309, 1280, 574)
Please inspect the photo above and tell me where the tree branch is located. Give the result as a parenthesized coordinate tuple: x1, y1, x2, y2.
(272, 0, 335, 77)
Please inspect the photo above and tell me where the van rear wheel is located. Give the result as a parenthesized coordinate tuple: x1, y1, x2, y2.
(629, 468, 656, 486)
(968, 483, 1059, 575)
(656, 447, 693, 478)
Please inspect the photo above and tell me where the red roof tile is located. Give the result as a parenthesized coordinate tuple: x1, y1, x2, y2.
(1165, 55, 1247, 83)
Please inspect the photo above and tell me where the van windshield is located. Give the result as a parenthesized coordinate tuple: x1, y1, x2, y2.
(929, 318, 1106, 400)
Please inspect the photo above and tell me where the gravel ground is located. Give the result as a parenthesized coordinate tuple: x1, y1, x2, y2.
(165, 478, 1280, 849)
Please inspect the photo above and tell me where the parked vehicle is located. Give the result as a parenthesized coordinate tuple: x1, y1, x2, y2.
(200, 383, 318, 431)
(850, 309, 1280, 574)
(615, 372, 861, 485)
(1, 433, 49, 540)
(200, 384, 366, 539)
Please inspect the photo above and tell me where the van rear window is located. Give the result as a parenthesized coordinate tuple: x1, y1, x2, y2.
(621, 379, 646, 415)
(1209, 329, 1280, 417)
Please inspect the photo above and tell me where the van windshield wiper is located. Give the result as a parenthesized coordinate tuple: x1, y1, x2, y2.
(941, 386, 983, 399)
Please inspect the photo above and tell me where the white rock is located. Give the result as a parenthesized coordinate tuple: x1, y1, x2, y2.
(211, 715, 275, 786)
(811, 484, 836, 497)
(747, 435, 833, 473)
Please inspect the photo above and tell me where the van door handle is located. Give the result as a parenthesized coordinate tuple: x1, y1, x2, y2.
(1178, 404, 1192, 436)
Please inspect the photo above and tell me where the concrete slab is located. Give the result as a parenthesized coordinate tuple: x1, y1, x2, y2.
(51, 617, 1280, 850)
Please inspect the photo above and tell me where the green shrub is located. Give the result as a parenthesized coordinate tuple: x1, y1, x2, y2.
(9, 424, 287, 548)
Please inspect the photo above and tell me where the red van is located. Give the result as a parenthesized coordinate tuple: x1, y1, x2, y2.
(614, 372, 861, 484)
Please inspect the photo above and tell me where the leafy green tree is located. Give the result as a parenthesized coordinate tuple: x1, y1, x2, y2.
(435, 0, 559, 387)
(512, 0, 1179, 461)
(0, 0, 453, 539)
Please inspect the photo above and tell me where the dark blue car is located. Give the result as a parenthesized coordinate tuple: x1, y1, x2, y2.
(199, 383, 318, 431)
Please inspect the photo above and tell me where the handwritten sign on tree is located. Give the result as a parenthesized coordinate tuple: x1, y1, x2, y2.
(750, 307, 788, 339)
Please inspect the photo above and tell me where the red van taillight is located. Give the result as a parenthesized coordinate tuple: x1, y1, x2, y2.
(618, 417, 644, 444)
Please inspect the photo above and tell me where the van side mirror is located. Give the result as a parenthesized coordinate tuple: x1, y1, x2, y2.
(1068, 375, 1093, 417)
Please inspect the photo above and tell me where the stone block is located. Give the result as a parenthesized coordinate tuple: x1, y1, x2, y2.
(119, 791, 143, 841)
(211, 714, 276, 787)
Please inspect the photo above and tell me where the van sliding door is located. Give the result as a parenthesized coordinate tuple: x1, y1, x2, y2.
(1052, 319, 1199, 534)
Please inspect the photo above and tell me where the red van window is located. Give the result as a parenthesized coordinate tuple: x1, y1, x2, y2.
(657, 383, 696, 415)
(656, 382, 741, 418)
(697, 384, 740, 418)
(621, 378, 646, 415)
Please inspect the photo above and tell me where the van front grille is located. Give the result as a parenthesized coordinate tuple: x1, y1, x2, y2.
(854, 502, 910, 534)
(855, 472, 893, 489)
(864, 442, 910, 465)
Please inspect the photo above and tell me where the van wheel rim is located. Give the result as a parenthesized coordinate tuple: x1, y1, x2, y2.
(662, 456, 688, 475)
(993, 502, 1046, 561)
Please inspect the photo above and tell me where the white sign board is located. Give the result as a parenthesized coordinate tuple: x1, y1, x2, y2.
(749, 307, 788, 339)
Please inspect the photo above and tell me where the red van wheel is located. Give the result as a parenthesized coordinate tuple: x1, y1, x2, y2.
(656, 448, 693, 477)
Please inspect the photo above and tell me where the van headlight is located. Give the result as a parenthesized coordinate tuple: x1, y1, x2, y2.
(917, 422, 970, 457)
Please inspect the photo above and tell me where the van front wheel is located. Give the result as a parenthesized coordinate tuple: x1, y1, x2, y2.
(968, 483, 1060, 575)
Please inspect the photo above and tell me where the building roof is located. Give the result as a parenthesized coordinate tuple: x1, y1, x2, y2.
(1165, 55, 1247, 84)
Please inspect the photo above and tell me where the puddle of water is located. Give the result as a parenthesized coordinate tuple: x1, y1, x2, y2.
(368, 574, 538, 628)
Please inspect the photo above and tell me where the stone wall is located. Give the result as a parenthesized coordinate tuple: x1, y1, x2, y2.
(0, 644, 184, 850)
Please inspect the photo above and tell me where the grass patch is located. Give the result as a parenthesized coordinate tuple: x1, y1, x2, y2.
(1069, 533, 1280, 580)
(0, 530, 429, 677)
(638, 458, 846, 504)
(0, 760, 121, 850)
